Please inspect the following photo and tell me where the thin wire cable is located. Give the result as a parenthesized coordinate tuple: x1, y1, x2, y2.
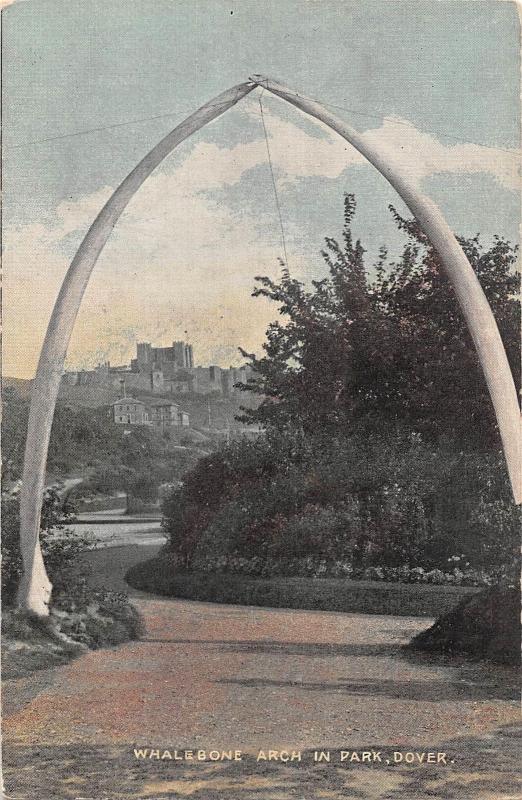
(293, 92, 521, 158)
(7, 86, 518, 159)
(6, 102, 230, 150)
(6, 109, 192, 149)
(6, 87, 249, 150)
(259, 90, 290, 271)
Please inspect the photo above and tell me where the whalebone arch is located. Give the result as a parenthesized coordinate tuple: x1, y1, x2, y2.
(18, 76, 521, 616)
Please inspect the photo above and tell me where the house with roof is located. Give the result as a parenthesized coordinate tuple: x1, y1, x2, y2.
(146, 398, 181, 429)
(111, 397, 149, 425)
(110, 396, 190, 428)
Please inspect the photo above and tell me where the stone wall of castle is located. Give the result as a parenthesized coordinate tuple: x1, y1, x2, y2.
(61, 343, 253, 400)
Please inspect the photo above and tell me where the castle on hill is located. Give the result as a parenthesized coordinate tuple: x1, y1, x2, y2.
(60, 339, 254, 398)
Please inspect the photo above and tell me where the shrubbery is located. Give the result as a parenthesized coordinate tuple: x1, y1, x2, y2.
(51, 584, 143, 647)
(1, 488, 96, 606)
(157, 197, 521, 597)
(126, 553, 478, 617)
(2, 390, 201, 513)
(409, 586, 520, 664)
(1, 489, 142, 676)
(162, 431, 520, 586)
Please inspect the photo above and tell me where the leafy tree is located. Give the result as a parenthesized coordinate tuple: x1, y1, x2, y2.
(160, 195, 519, 603)
(2, 489, 94, 605)
(1, 387, 30, 482)
(238, 195, 520, 449)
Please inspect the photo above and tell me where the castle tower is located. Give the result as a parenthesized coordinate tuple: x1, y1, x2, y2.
(136, 342, 152, 366)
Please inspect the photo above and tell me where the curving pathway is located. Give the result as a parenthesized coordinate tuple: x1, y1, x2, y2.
(3, 544, 520, 800)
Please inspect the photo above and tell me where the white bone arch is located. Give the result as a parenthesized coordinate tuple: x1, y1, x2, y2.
(18, 76, 521, 616)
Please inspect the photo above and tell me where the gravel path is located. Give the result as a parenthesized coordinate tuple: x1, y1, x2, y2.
(2, 545, 520, 800)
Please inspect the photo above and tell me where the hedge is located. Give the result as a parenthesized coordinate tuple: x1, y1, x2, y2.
(125, 555, 478, 617)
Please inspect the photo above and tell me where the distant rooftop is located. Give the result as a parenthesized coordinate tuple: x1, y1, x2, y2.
(146, 398, 179, 407)
(110, 397, 145, 406)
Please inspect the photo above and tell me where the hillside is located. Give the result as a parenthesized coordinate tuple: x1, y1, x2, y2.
(7, 377, 257, 430)
(2, 387, 207, 493)
(57, 377, 260, 436)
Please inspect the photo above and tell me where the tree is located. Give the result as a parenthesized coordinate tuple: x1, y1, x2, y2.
(18, 77, 519, 621)
(239, 195, 520, 450)
(2, 488, 92, 606)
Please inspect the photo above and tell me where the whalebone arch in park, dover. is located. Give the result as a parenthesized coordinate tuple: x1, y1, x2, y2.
(17, 76, 522, 616)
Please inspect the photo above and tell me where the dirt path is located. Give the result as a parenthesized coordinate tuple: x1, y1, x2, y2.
(2, 546, 520, 800)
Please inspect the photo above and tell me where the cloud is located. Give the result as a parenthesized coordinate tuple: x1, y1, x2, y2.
(0, 0, 27, 8)
(362, 117, 520, 192)
(239, 96, 520, 191)
(3, 163, 284, 378)
(4, 99, 519, 378)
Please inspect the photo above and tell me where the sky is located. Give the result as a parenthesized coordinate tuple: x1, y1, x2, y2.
(3, 0, 520, 378)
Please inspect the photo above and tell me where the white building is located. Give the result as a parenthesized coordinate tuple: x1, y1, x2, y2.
(111, 397, 149, 425)
(110, 396, 190, 428)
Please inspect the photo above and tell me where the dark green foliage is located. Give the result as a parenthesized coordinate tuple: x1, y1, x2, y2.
(81, 425, 198, 509)
(53, 585, 144, 648)
(1, 489, 95, 606)
(238, 196, 519, 448)
(126, 555, 478, 618)
(1, 490, 143, 677)
(83, 421, 198, 504)
(2, 588, 144, 679)
(161, 432, 309, 563)
(1, 494, 24, 603)
(160, 198, 519, 589)
(1, 387, 30, 482)
(2, 390, 200, 509)
(409, 586, 520, 665)
(162, 432, 520, 583)
(1, 398, 145, 674)
(2, 393, 121, 482)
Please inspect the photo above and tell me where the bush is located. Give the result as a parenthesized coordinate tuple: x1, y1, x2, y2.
(126, 555, 478, 617)
(161, 431, 520, 585)
(52, 583, 143, 647)
(409, 586, 520, 664)
(1, 488, 97, 606)
(2, 587, 144, 679)
(1, 490, 143, 679)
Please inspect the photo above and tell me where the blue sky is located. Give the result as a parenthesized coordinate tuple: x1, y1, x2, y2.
(3, 0, 520, 377)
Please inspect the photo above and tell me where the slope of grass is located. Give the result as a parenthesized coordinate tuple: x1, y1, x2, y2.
(408, 586, 520, 664)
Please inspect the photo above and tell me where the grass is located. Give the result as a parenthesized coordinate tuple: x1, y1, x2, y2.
(2, 592, 144, 680)
(125, 554, 479, 617)
(2, 609, 86, 680)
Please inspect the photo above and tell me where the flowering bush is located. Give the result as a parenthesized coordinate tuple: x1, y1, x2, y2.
(162, 431, 520, 587)
(187, 552, 507, 587)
